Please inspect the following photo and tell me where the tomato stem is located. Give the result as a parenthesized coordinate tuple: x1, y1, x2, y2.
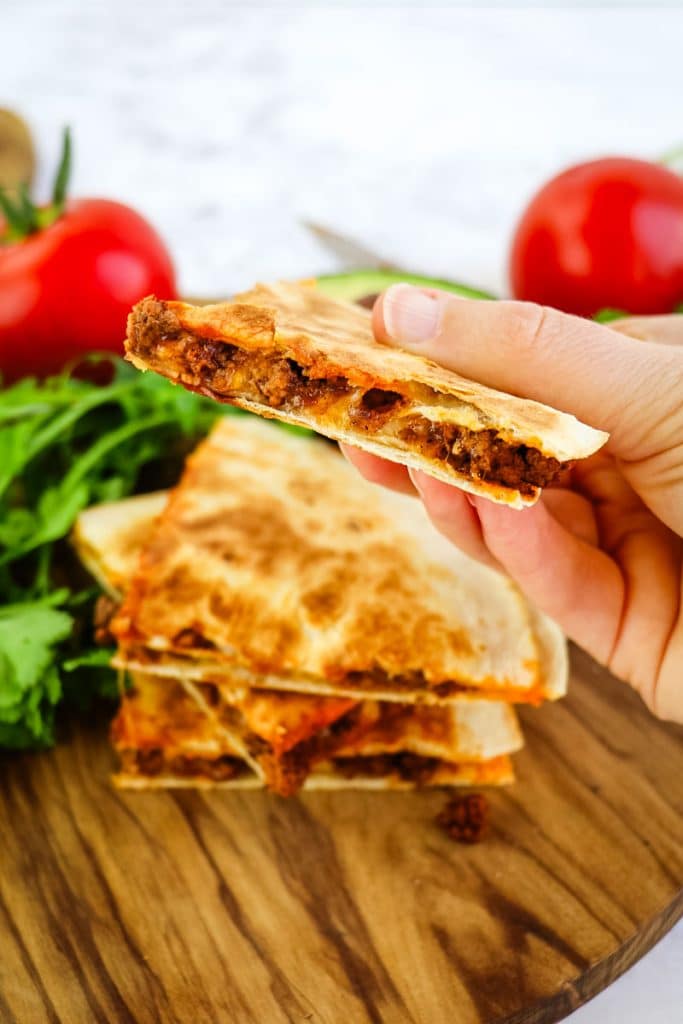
(0, 191, 22, 240)
(51, 126, 72, 212)
(0, 125, 72, 243)
(18, 182, 39, 232)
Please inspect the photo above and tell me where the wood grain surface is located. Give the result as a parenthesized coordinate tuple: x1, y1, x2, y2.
(1, 646, 681, 1024)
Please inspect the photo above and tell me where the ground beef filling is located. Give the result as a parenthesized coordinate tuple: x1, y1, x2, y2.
(120, 748, 246, 782)
(94, 594, 118, 645)
(129, 302, 565, 493)
(342, 668, 469, 697)
(244, 704, 367, 797)
(397, 418, 563, 493)
(119, 748, 443, 787)
(121, 647, 479, 700)
(332, 753, 441, 785)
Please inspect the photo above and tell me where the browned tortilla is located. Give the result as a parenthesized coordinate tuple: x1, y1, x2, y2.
(125, 281, 608, 508)
(107, 416, 567, 704)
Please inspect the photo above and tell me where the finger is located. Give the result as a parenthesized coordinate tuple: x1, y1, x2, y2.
(606, 520, 682, 718)
(570, 451, 640, 506)
(658, 614, 683, 723)
(373, 285, 683, 461)
(611, 314, 683, 346)
(339, 444, 416, 496)
(571, 448, 683, 547)
(470, 495, 624, 665)
(409, 470, 499, 569)
(540, 489, 599, 547)
(413, 469, 601, 582)
(409, 471, 598, 563)
(415, 475, 681, 718)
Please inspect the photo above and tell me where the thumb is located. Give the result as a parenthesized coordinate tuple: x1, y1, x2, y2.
(374, 284, 683, 464)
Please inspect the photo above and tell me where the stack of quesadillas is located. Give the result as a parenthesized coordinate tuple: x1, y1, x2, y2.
(73, 415, 569, 796)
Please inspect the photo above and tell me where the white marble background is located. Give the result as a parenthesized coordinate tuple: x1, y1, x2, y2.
(2, 3, 681, 1021)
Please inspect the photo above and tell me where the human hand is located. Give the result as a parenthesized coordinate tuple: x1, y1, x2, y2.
(342, 285, 683, 722)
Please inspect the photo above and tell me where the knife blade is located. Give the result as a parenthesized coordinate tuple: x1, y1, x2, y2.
(302, 220, 403, 271)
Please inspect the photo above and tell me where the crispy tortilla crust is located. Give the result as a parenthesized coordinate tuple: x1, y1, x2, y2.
(114, 645, 549, 706)
(127, 297, 564, 497)
(71, 491, 169, 598)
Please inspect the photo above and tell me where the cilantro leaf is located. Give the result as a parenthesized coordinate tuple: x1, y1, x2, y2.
(0, 355, 303, 750)
(0, 356, 228, 749)
(0, 600, 73, 747)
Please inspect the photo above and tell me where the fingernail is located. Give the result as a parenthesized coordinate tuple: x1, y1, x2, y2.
(382, 284, 440, 346)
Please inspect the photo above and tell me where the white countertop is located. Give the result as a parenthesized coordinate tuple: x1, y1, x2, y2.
(3, 4, 681, 1020)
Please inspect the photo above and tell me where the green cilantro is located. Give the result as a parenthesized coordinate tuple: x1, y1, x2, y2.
(0, 356, 228, 748)
(0, 596, 72, 747)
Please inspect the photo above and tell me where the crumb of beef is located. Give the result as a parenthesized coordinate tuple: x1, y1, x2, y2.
(343, 667, 469, 697)
(355, 293, 380, 310)
(167, 754, 243, 782)
(172, 628, 216, 650)
(120, 747, 245, 782)
(332, 752, 440, 785)
(435, 792, 489, 844)
(94, 594, 118, 645)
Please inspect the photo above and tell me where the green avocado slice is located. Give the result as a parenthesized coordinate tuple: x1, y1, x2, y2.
(315, 269, 495, 305)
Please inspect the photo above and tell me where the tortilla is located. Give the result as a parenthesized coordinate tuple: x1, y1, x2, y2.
(125, 281, 607, 508)
(72, 490, 168, 598)
(107, 416, 567, 704)
(112, 673, 517, 791)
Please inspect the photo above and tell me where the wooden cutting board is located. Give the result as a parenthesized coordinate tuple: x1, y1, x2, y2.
(1, 646, 681, 1024)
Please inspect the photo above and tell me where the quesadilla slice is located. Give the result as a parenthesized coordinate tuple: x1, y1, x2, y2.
(125, 281, 607, 508)
(113, 673, 519, 791)
(108, 416, 567, 705)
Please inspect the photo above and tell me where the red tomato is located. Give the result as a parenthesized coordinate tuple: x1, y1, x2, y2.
(509, 158, 683, 317)
(0, 198, 177, 381)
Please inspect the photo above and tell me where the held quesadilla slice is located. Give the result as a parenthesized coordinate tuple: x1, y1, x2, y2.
(107, 416, 568, 705)
(125, 281, 608, 508)
(113, 673, 519, 792)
